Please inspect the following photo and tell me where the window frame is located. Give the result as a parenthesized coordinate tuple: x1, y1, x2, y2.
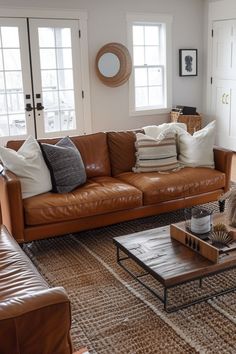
(127, 13, 173, 116)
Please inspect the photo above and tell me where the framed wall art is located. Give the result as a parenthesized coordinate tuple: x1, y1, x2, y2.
(179, 49, 198, 77)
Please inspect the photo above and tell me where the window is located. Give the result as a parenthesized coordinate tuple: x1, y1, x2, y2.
(127, 13, 172, 115)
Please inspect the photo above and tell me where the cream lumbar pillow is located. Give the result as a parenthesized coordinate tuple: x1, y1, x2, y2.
(178, 120, 216, 168)
(133, 131, 179, 173)
(143, 122, 187, 138)
(0, 135, 52, 199)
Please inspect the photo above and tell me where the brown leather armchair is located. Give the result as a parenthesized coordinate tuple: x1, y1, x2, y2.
(0, 225, 73, 354)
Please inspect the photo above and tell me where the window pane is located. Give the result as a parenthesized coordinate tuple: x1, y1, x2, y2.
(0, 94, 7, 114)
(59, 90, 74, 110)
(148, 67, 162, 86)
(40, 49, 56, 69)
(0, 115, 9, 136)
(1, 27, 19, 48)
(135, 87, 148, 108)
(38, 28, 55, 48)
(133, 26, 144, 45)
(133, 46, 145, 66)
(56, 48, 72, 69)
(149, 86, 163, 106)
(43, 91, 59, 110)
(41, 70, 58, 90)
(55, 28, 71, 48)
(145, 26, 160, 45)
(7, 93, 24, 113)
(5, 71, 23, 92)
(9, 114, 26, 135)
(60, 110, 75, 131)
(44, 110, 60, 132)
(58, 69, 74, 90)
(135, 68, 147, 86)
(3, 49, 21, 70)
(145, 46, 160, 65)
(0, 51, 3, 70)
(0, 72, 5, 91)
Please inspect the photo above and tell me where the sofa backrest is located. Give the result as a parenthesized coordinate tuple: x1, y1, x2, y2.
(71, 133, 111, 178)
(6, 132, 111, 178)
(107, 129, 143, 176)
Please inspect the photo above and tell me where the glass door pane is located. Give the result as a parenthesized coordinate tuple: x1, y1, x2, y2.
(29, 19, 84, 138)
(0, 18, 34, 145)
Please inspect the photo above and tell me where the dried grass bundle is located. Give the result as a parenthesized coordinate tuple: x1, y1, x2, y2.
(219, 188, 236, 227)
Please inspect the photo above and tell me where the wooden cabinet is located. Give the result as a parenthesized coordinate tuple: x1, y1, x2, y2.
(170, 111, 202, 135)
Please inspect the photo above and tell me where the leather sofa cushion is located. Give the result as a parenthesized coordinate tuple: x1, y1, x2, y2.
(7, 132, 111, 179)
(107, 130, 143, 176)
(23, 177, 142, 226)
(71, 133, 111, 178)
(0, 227, 48, 301)
(117, 167, 225, 205)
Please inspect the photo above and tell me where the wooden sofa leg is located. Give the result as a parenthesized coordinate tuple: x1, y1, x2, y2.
(219, 200, 225, 213)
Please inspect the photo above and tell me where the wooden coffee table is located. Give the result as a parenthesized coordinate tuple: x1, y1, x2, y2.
(113, 225, 236, 312)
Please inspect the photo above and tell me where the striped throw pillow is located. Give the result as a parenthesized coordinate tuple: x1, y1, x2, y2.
(133, 132, 179, 172)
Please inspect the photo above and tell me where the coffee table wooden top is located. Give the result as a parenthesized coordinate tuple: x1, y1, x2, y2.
(113, 225, 236, 287)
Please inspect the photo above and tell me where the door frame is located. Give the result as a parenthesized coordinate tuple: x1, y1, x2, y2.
(0, 7, 92, 136)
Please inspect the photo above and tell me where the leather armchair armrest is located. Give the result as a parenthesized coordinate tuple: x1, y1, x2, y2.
(213, 146, 233, 192)
(0, 287, 73, 354)
(0, 168, 25, 242)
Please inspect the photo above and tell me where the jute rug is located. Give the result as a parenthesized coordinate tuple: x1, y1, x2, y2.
(23, 202, 236, 354)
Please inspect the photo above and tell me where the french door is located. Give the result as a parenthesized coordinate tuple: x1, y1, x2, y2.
(0, 17, 84, 145)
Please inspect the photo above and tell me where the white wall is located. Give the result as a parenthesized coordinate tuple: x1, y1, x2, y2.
(0, 0, 205, 132)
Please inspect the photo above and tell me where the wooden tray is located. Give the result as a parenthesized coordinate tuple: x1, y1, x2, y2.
(170, 222, 219, 262)
(171, 214, 236, 263)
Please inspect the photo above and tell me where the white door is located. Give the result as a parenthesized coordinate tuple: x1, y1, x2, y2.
(0, 17, 84, 144)
(211, 79, 236, 150)
(29, 19, 84, 139)
(212, 20, 236, 80)
(211, 19, 236, 151)
(0, 18, 35, 145)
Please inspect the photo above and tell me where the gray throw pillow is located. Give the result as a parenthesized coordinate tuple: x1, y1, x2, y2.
(40, 136, 86, 193)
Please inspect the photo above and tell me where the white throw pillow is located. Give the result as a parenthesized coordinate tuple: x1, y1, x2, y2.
(143, 122, 187, 138)
(0, 135, 52, 198)
(178, 121, 216, 168)
(133, 131, 179, 172)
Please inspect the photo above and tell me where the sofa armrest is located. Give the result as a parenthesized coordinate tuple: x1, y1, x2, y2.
(0, 167, 25, 242)
(0, 287, 73, 354)
(213, 146, 233, 192)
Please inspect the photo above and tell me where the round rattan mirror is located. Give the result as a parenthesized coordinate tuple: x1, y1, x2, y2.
(95, 42, 132, 87)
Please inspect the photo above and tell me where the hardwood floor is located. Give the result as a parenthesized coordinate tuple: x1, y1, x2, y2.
(231, 153, 236, 182)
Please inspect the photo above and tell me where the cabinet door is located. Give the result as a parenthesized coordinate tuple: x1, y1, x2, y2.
(212, 20, 236, 79)
(212, 79, 236, 150)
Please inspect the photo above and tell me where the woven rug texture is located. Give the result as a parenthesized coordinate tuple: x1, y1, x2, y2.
(23, 202, 236, 354)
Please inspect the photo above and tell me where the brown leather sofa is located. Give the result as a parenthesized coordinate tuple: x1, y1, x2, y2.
(0, 225, 73, 354)
(0, 130, 233, 243)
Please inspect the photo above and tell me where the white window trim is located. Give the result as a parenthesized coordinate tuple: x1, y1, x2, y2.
(127, 12, 173, 117)
(0, 7, 92, 134)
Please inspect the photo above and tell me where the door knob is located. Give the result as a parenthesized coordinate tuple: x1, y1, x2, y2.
(36, 102, 44, 111)
(25, 103, 33, 112)
(222, 93, 226, 104)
